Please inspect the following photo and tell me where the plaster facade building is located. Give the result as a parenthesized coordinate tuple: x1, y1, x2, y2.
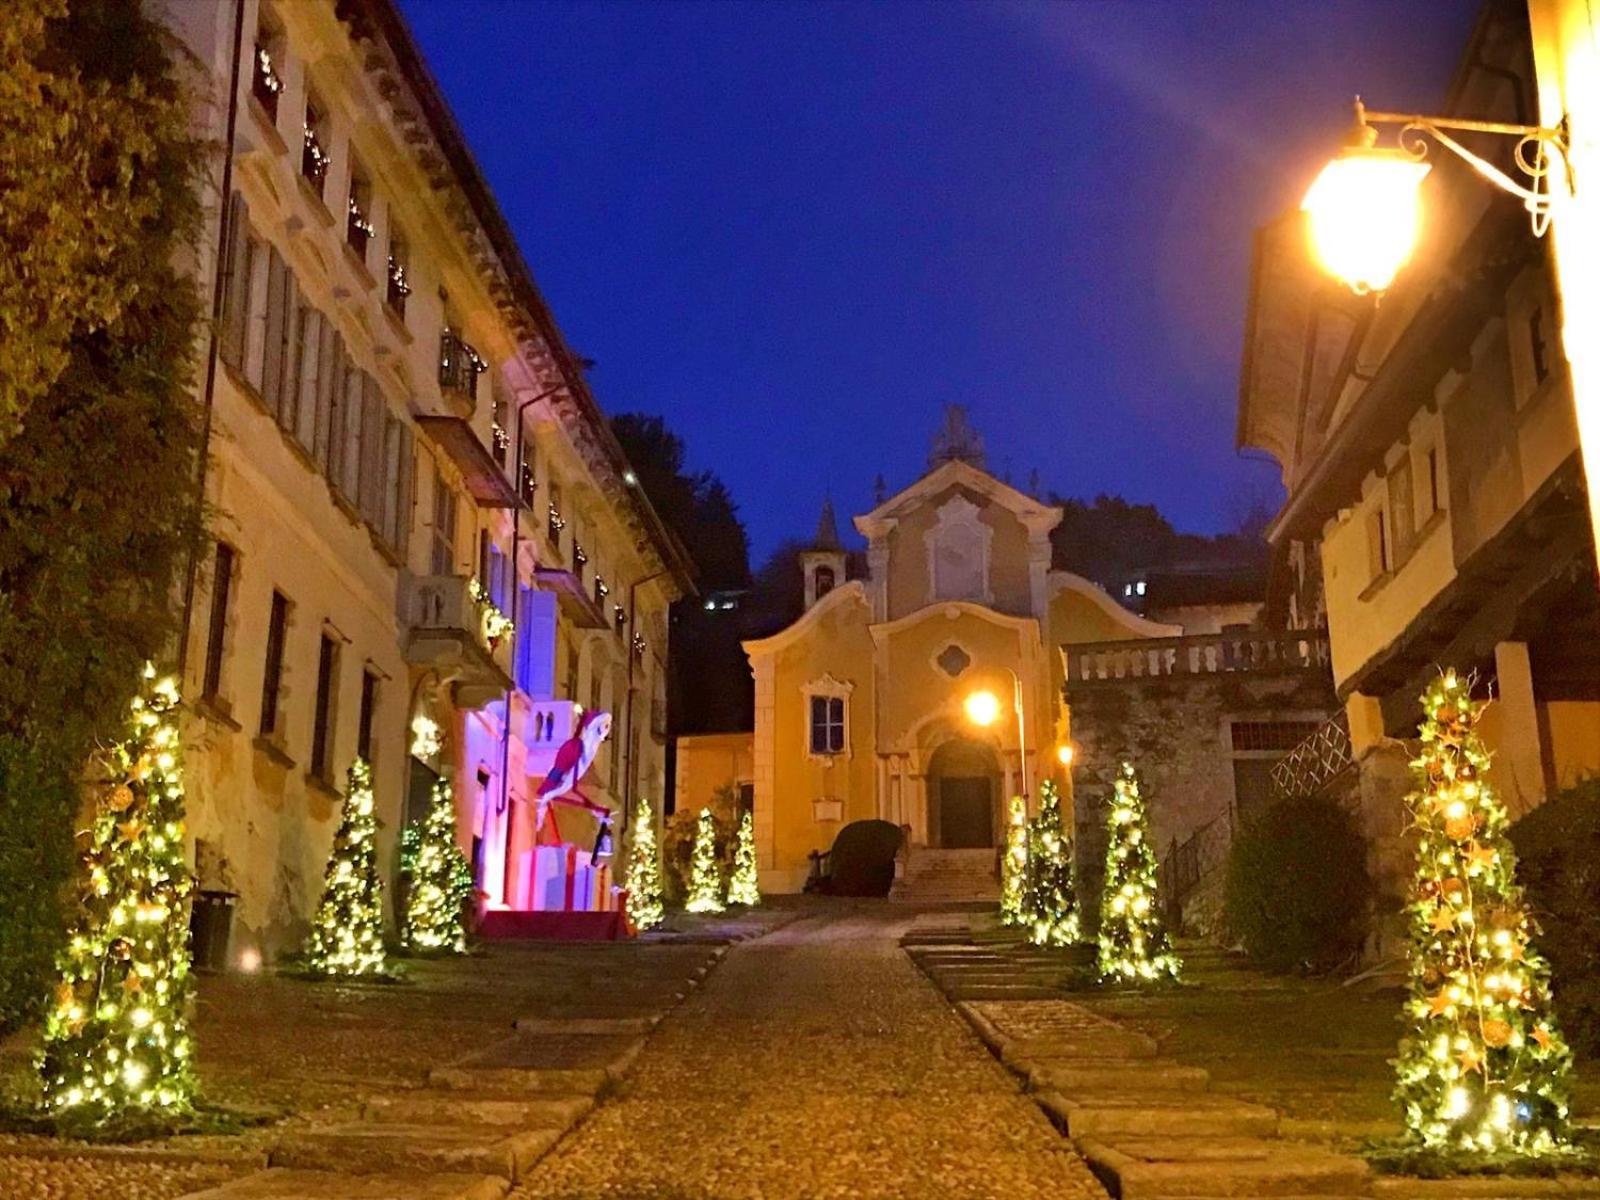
(677, 413, 1335, 902)
(166, 0, 690, 966)
(1238, 0, 1599, 947)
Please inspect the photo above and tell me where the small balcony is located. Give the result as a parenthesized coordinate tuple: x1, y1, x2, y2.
(534, 566, 609, 630)
(400, 573, 512, 709)
(438, 330, 484, 416)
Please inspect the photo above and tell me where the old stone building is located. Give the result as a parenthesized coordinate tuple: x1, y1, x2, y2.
(676, 411, 1333, 905)
(1238, 1, 1599, 948)
(165, 0, 690, 964)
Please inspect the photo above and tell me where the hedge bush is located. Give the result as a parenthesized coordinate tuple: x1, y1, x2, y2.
(1224, 794, 1372, 972)
(1508, 777, 1600, 1057)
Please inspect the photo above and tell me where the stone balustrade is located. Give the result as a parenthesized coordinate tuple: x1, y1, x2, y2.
(1064, 631, 1330, 685)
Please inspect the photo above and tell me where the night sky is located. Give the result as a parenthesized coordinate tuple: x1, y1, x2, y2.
(399, 0, 1477, 563)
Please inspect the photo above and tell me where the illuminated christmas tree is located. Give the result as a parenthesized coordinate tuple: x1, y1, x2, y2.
(684, 807, 725, 914)
(38, 665, 196, 1119)
(400, 777, 470, 954)
(1097, 761, 1180, 983)
(1000, 795, 1028, 926)
(303, 758, 388, 976)
(727, 810, 760, 907)
(1395, 671, 1571, 1153)
(1021, 781, 1078, 946)
(625, 807, 665, 931)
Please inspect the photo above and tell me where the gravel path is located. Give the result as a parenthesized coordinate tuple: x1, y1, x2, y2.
(513, 904, 1106, 1200)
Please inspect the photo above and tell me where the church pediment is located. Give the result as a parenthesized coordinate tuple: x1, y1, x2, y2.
(854, 459, 1060, 538)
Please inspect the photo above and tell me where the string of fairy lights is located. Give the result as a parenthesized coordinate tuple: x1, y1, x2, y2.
(399, 777, 472, 954)
(684, 807, 726, 914)
(625, 808, 665, 931)
(727, 811, 761, 907)
(303, 758, 389, 977)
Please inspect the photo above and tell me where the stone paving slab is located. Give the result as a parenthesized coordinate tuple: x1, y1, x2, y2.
(428, 1064, 611, 1095)
(181, 1167, 510, 1199)
(454, 1032, 643, 1071)
(1370, 1178, 1600, 1198)
(966, 998, 1160, 1059)
(512, 1015, 658, 1036)
(271, 1123, 562, 1180)
(1077, 1135, 1371, 1199)
(1029, 1058, 1212, 1094)
(1035, 1089, 1280, 1138)
(362, 1091, 593, 1128)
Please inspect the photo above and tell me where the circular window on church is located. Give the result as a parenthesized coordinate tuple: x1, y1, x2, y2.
(936, 644, 972, 678)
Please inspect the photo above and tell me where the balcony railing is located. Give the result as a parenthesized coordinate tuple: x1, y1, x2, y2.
(1065, 631, 1330, 685)
(252, 45, 282, 120)
(400, 573, 511, 708)
(438, 331, 484, 409)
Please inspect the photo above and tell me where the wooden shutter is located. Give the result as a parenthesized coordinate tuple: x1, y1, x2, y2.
(338, 366, 364, 505)
(219, 192, 251, 368)
(280, 290, 304, 433)
(360, 377, 385, 527)
(394, 422, 415, 559)
(261, 248, 286, 408)
(313, 316, 338, 471)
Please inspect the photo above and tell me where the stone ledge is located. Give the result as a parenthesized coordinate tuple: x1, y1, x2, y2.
(270, 1123, 561, 1182)
(179, 1167, 509, 1200)
(1036, 1089, 1280, 1139)
(1076, 1135, 1370, 1199)
(362, 1091, 592, 1128)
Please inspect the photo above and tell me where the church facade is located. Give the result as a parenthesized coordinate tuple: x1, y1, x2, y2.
(724, 425, 1178, 892)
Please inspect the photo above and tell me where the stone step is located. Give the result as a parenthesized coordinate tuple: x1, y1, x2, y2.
(1077, 1136, 1370, 1199)
(1030, 1059, 1210, 1094)
(1036, 1091, 1280, 1139)
(178, 1168, 510, 1200)
(429, 1065, 610, 1095)
(513, 1015, 657, 1036)
(270, 1123, 562, 1182)
(363, 1090, 592, 1128)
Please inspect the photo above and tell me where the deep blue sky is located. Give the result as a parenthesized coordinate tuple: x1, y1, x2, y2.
(400, 0, 1477, 563)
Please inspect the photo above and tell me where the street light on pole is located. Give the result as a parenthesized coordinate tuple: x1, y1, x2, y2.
(964, 668, 1030, 802)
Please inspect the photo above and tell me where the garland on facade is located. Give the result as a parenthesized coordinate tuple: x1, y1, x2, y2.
(1000, 795, 1028, 927)
(625, 807, 665, 931)
(1395, 671, 1571, 1154)
(1097, 762, 1180, 983)
(37, 666, 196, 1119)
(1021, 781, 1078, 947)
(303, 758, 388, 976)
(727, 810, 760, 907)
(400, 777, 471, 954)
(684, 807, 725, 914)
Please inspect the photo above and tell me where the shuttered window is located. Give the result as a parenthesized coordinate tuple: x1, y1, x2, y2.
(219, 193, 252, 369)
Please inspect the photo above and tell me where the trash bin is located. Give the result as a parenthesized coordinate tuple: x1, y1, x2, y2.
(190, 889, 238, 972)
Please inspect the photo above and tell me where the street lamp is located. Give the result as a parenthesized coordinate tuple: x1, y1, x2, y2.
(964, 670, 1031, 800)
(1056, 743, 1075, 768)
(1303, 98, 1570, 295)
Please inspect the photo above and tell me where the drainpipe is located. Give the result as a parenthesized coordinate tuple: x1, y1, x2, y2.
(176, 0, 248, 679)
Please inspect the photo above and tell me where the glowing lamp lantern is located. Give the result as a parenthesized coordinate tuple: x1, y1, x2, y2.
(964, 689, 1002, 728)
(1056, 744, 1075, 767)
(1303, 127, 1431, 295)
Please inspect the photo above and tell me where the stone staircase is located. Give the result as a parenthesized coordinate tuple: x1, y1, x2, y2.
(889, 847, 1000, 904)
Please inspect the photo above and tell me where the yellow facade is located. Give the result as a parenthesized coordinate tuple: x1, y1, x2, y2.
(736, 458, 1177, 891)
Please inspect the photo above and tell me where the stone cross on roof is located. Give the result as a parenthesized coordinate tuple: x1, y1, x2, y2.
(928, 404, 986, 471)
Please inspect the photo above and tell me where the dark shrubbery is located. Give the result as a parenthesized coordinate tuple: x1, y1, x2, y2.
(825, 820, 903, 897)
(1509, 777, 1600, 1057)
(1224, 794, 1372, 972)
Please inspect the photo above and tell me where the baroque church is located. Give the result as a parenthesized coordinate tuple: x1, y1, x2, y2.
(677, 409, 1181, 893)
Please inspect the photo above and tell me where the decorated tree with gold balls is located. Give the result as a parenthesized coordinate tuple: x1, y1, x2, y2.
(1020, 782, 1078, 946)
(1097, 761, 1180, 983)
(400, 777, 471, 954)
(727, 809, 760, 907)
(1396, 671, 1571, 1154)
(38, 665, 196, 1120)
(684, 807, 725, 914)
(1000, 795, 1028, 926)
(303, 758, 388, 976)
(625, 807, 665, 931)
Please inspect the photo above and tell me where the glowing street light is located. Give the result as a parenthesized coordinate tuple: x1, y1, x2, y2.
(964, 689, 1002, 728)
(1056, 744, 1075, 768)
(1305, 98, 1568, 296)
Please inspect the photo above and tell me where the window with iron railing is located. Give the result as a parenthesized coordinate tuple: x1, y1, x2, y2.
(594, 574, 608, 608)
(518, 460, 535, 508)
(301, 99, 329, 197)
(386, 232, 411, 318)
(346, 169, 373, 261)
(491, 390, 508, 468)
(614, 605, 627, 634)
(572, 541, 587, 580)
(439, 329, 484, 402)
(252, 40, 283, 121)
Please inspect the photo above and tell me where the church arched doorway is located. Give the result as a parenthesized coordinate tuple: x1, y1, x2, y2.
(926, 737, 1001, 849)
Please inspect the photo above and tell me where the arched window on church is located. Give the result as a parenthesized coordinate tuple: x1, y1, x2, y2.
(814, 564, 835, 598)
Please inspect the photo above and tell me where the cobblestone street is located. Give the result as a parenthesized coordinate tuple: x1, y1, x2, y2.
(514, 903, 1104, 1200)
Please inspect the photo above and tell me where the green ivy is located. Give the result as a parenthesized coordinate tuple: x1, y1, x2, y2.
(0, 0, 205, 1032)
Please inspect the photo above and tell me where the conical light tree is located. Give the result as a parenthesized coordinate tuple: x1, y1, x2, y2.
(727, 810, 760, 907)
(1000, 795, 1029, 926)
(400, 777, 471, 954)
(1395, 671, 1571, 1153)
(303, 758, 388, 976)
(1021, 781, 1079, 946)
(38, 666, 197, 1120)
(1097, 761, 1180, 983)
(684, 807, 725, 914)
(625, 807, 665, 931)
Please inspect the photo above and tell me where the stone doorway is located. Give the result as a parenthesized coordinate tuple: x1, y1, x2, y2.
(926, 737, 1000, 848)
